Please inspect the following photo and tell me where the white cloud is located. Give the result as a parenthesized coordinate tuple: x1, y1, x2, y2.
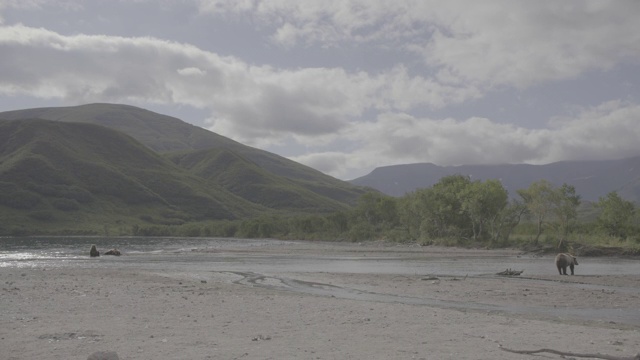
(296, 101, 640, 179)
(545, 100, 640, 161)
(197, 0, 421, 46)
(423, 1, 640, 88)
(177, 67, 206, 76)
(0, 24, 479, 148)
(290, 151, 350, 178)
(198, 0, 640, 89)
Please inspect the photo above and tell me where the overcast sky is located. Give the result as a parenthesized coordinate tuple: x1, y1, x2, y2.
(1, 1, 639, 180)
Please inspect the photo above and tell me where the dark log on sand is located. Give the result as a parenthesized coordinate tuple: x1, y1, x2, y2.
(500, 346, 640, 360)
(496, 268, 523, 276)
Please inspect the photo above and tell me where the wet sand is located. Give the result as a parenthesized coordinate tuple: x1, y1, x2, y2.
(2, 242, 639, 359)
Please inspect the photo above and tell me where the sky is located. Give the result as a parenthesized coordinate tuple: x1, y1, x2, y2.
(1, 1, 639, 180)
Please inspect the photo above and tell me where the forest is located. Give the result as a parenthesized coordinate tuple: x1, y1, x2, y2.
(132, 175, 640, 253)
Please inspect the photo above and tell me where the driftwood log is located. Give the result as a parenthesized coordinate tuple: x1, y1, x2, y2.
(496, 268, 523, 276)
(500, 346, 640, 360)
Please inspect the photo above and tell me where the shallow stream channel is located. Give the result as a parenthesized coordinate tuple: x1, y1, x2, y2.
(2, 236, 639, 327)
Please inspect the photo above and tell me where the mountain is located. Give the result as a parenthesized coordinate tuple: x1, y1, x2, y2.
(166, 148, 357, 211)
(0, 119, 269, 232)
(0, 103, 240, 153)
(0, 103, 366, 206)
(350, 158, 640, 202)
(0, 103, 358, 191)
(0, 104, 368, 234)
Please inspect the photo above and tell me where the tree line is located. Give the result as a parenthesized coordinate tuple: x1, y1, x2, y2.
(132, 175, 639, 250)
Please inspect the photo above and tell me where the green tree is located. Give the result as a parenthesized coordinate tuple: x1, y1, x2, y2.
(352, 191, 399, 231)
(428, 175, 472, 238)
(396, 194, 419, 240)
(596, 191, 635, 239)
(325, 211, 349, 234)
(517, 180, 556, 244)
(552, 183, 581, 246)
(461, 179, 508, 241)
(490, 199, 527, 245)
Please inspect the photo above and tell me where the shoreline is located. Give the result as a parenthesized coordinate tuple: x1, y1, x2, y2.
(2, 242, 639, 359)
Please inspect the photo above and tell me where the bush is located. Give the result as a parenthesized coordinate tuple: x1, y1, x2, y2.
(135, 225, 172, 236)
(181, 225, 202, 237)
(347, 223, 374, 242)
(383, 228, 412, 243)
(158, 218, 185, 226)
(210, 221, 239, 237)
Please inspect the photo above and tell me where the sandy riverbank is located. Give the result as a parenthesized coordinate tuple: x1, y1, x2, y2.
(1, 242, 639, 359)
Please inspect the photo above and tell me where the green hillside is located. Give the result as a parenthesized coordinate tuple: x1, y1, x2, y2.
(168, 149, 355, 212)
(0, 103, 366, 205)
(0, 119, 269, 235)
(0, 103, 238, 152)
(0, 105, 368, 235)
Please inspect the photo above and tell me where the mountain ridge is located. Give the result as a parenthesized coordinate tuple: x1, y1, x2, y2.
(0, 104, 368, 234)
(350, 157, 640, 202)
(0, 119, 264, 220)
(0, 103, 355, 186)
(0, 103, 366, 205)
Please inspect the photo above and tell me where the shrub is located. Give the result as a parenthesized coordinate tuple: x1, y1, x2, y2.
(347, 223, 374, 242)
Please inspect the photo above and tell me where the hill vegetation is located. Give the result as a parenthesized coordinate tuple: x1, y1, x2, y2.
(0, 117, 363, 235)
(0, 103, 362, 196)
(0, 119, 267, 234)
(1, 104, 638, 255)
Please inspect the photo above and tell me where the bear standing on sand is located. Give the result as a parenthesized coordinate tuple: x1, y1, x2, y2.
(555, 253, 578, 275)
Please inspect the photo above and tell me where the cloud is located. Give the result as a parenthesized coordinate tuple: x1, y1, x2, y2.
(545, 100, 640, 161)
(198, 0, 640, 89)
(0, 24, 220, 103)
(0, 24, 479, 147)
(423, 1, 640, 88)
(290, 151, 350, 178)
(296, 101, 640, 179)
(177, 67, 206, 76)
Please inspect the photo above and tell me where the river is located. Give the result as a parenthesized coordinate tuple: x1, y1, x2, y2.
(2, 236, 639, 326)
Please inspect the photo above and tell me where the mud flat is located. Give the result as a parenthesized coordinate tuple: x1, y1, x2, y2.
(1, 242, 639, 359)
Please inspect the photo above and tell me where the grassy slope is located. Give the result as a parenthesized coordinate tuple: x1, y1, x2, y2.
(0, 119, 267, 234)
(0, 103, 366, 205)
(168, 148, 354, 212)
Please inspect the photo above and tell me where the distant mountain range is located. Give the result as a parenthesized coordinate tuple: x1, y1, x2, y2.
(0, 104, 366, 233)
(350, 158, 640, 202)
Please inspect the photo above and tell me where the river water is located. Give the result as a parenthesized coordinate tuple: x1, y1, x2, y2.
(2, 236, 639, 326)
(1, 236, 639, 276)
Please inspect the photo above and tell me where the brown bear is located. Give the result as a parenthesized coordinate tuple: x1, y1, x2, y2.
(555, 253, 578, 275)
(104, 249, 121, 256)
(89, 244, 100, 257)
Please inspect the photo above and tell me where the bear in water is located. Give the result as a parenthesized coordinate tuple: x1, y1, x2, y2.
(555, 253, 578, 275)
(104, 249, 121, 256)
(89, 244, 100, 257)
